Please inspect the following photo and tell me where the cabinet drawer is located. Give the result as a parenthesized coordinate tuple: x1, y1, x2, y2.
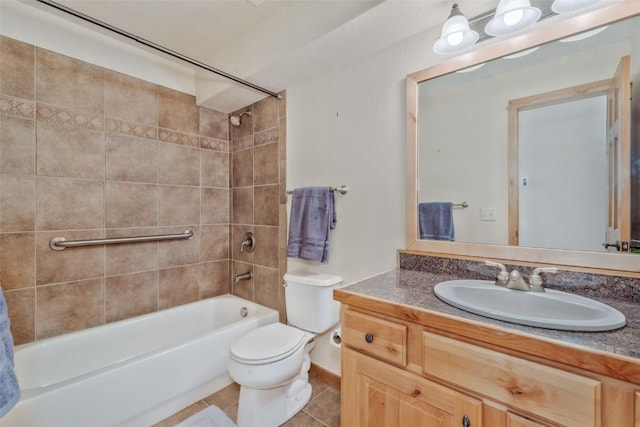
(423, 332, 601, 427)
(342, 309, 407, 367)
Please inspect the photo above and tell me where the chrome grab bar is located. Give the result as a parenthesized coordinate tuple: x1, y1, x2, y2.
(50, 230, 193, 251)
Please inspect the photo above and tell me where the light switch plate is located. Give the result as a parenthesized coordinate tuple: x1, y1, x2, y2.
(481, 207, 496, 221)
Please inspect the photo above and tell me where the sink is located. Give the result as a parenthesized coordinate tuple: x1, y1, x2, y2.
(433, 280, 626, 331)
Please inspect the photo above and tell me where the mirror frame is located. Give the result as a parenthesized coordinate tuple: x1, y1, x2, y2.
(406, 1, 640, 274)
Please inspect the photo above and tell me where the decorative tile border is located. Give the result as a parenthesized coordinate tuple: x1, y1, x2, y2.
(200, 137, 229, 152)
(36, 103, 103, 131)
(232, 135, 253, 152)
(255, 127, 279, 147)
(398, 252, 640, 303)
(0, 94, 34, 120)
(158, 128, 200, 148)
(106, 118, 157, 140)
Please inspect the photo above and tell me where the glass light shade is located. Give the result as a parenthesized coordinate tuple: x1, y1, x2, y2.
(433, 14, 479, 55)
(551, 0, 603, 13)
(503, 46, 539, 58)
(559, 25, 608, 42)
(485, 0, 542, 37)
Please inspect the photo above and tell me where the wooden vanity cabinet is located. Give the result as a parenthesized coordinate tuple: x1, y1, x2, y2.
(340, 304, 639, 427)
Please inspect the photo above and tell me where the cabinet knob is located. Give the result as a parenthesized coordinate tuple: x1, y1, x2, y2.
(462, 415, 470, 427)
(364, 333, 374, 343)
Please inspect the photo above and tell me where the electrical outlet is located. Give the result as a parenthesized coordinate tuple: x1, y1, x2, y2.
(481, 207, 496, 221)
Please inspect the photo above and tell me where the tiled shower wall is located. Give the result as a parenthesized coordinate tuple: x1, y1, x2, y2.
(0, 35, 287, 345)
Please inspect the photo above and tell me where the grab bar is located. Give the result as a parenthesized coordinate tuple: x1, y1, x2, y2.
(50, 230, 193, 251)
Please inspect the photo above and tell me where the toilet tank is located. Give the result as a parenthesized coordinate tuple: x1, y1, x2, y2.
(283, 271, 342, 333)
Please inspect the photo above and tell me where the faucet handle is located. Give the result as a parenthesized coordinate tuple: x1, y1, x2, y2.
(485, 261, 509, 283)
(529, 267, 558, 290)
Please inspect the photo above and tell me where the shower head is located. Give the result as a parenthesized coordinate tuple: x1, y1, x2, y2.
(230, 111, 251, 126)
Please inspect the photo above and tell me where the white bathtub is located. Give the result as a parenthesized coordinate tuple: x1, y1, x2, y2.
(2, 294, 278, 427)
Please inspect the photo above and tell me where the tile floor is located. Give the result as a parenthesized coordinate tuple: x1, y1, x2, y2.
(153, 371, 340, 427)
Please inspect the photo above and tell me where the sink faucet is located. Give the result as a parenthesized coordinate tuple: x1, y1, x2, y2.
(485, 261, 558, 292)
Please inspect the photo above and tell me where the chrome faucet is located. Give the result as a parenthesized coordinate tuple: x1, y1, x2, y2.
(485, 261, 557, 292)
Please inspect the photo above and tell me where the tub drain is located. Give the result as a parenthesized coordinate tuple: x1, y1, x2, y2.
(240, 307, 248, 318)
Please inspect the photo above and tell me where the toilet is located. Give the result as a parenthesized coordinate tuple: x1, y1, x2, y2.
(228, 271, 342, 427)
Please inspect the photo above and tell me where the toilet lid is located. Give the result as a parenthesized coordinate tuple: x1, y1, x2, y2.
(230, 323, 307, 365)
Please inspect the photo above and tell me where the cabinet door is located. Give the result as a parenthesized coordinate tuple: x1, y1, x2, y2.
(342, 347, 481, 427)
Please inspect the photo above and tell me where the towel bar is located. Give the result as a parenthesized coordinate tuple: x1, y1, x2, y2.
(50, 230, 193, 251)
(286, 185, 348, 195)
(454, 202, 469, 208)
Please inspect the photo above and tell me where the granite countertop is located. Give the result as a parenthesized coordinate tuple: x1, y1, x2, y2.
(339, 269, 640, 360)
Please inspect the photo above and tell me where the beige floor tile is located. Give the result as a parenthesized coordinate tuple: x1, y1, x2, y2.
(203, 382, 240, 409)
(282, 411, 327, 427)
(303, 388, 341, 427)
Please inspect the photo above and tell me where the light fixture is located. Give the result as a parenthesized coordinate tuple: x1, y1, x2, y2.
(551, 0, 604, 14)
(432, 4, 479, 55)
(484, 0, 542, 37)
(456, 63, 486, 73)
(559, 25, 608, 42)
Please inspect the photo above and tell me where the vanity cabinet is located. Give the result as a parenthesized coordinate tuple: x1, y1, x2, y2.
(339, 304, 639, 427)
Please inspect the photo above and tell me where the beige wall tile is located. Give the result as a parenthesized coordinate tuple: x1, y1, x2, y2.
(158, 185, 200, 226)
(158, 226, 200, 268)
(254, 226, 278, 268)
(36, 102, 103, 131)
(0, 36, 35, 99)
(0, 115, 35, 175)
(199, 107, 228, 140)
(106, 270, 158, 322)
(232, 261, 253, 301)
(36, 230, 104, 285)
(231, 225, 254, 264)
(254, 128, 278, 147)
(279, 160, 287, 204)
(200, 225, 230, 262)
(254, 266, 280, 312)
(279, 117, 286, 160)
(232, 187, 253, 225)
(104, 70, 157, 126)
(158, 143, 200, 186)
(254, 143, 278, 185)
(105, 228, 158, 276)
(106, 134, 157, 183)
(199, 260, 230, 298)
(201, 188, 229, 225)
(5, 288, 35, 345)
(36, 177, 103, 230)
(158, 87, 198, 134)
(1, 175, 35, 232)
(159, 265, 199, 309)
(36, 121, 105, 179)
(105, 181, 158, 228)
(254, 185, 279, 226)
(201, 150, 229, 188)
(0, 232, 35, 290)
(36, 48, 104, 114)
(36, 278, 104, 339)
(253, 96, 278, 133)
(232, 148, 253, 188)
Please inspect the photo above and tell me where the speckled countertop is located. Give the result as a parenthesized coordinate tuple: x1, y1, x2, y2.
(338, 269, 640, 360)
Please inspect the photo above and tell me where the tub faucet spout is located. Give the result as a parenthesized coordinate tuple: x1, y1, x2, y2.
(235, 272, 252, 283)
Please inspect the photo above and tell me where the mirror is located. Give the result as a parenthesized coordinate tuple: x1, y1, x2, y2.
(407, 2, 640, 272)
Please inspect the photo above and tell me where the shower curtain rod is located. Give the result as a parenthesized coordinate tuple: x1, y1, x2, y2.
(35, 0, 282, 100)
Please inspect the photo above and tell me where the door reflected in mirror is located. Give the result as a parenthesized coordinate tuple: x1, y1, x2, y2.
(417, 14, 639, 254)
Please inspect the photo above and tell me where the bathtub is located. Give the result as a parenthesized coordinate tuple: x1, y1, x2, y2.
(1, 294, 278, 427)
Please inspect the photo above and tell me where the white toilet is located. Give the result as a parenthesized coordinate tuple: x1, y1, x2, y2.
(228, 271, 342, 427)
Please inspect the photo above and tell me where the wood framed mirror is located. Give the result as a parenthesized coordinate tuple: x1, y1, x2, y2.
(406, 1, 640, 274)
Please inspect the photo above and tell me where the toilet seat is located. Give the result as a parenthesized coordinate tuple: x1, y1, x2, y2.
(230, 323, 307, 365)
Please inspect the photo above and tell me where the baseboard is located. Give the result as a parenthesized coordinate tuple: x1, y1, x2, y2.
(309, 363, 341, 391)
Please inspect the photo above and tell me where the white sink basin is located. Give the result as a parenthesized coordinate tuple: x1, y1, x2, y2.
(434, 280, 626, 331)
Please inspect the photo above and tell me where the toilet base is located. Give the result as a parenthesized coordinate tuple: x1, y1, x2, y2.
(236, 379, 312, 427)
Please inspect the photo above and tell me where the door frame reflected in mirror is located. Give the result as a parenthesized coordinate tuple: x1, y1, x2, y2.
(406, 1, 640, 274)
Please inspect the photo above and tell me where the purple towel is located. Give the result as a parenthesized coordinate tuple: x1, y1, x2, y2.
(287, 187, 336, 263)
(418, 202, 454, 241)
